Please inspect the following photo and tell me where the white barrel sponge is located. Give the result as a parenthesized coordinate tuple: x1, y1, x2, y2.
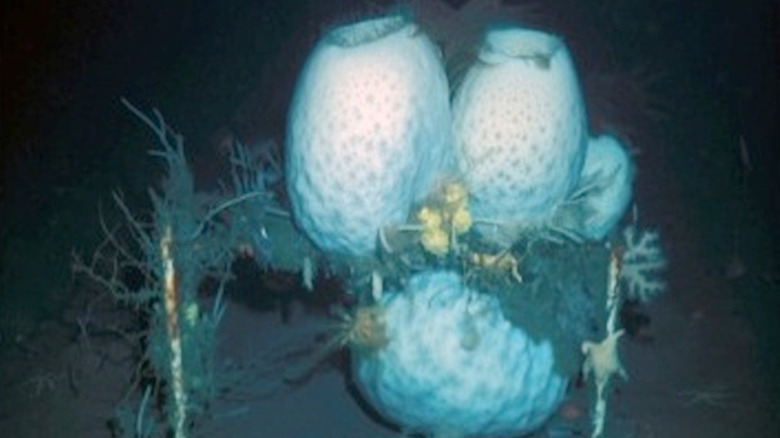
(286, 15, 452, 257)
(452, 26, 587, 225)
(576, 134, 634, 240)
(354, 271, 567, 437)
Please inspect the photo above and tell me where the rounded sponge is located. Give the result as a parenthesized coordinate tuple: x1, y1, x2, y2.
(354, 270, 567, 437)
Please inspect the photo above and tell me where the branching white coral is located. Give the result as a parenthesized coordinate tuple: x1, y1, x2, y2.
(620, 225, 667, 303)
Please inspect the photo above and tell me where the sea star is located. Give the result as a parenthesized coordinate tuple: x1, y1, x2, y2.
(581, 329, 628, 397)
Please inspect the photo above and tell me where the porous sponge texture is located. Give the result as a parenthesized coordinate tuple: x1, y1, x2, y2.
(354, 271, 567, 437)
(452, 27, 587, 225)
(286, 15, 452, 257)
(578, 134, 634, 240)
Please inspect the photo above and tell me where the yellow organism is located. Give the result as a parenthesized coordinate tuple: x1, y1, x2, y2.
(416, 182, 473, 256)
(421, 227, 450, 256)
(468, 251, 524, 284)
(451, 203, 472, 235)
(418, 206, 443, 229)
(284, 304, 388, 383)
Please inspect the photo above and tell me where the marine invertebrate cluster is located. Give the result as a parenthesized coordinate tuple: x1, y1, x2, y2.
(287, 11, 640, 262)
(281, 12, 655, 437)
(92, 9, 668, 436)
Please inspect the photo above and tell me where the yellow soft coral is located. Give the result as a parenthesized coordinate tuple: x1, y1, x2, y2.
(442, 183, 472, 235)
(416, 182, 473, 256)
(418, 206, 443, 229)
(451, 203, 472, 235)
(421, 227, 450, 256)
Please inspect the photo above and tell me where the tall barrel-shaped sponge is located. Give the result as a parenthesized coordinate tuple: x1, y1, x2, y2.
(452, 26, 587, 226)
(286, 15, 452, 257)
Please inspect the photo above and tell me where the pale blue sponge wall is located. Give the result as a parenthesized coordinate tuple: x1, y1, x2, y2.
(354, 271, 567, 437)
(452, 26, 588, 226)
(285, 14, 452, 257)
